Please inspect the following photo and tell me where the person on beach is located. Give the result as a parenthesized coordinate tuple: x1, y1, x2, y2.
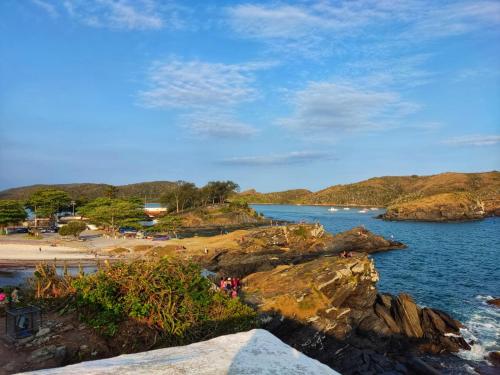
(39, 247, 42, 252)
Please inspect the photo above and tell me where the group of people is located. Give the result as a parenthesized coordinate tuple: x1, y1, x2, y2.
(0, 287, 20, 306)
(339, 250, 354, 258)
(219, 277, 240, 298)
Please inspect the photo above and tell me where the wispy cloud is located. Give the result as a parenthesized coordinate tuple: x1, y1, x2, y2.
(31, 0, 58, 18)
(226, 1, 500, 57)
(219, 151, 336, 166)
(180, 111, 258, 139)
(138, 59, 274, 139)
(139, 59, 273, 109)
(279, 81, 418, 133)
(443, 135, 500, 146)
(31, 0, 184, 30)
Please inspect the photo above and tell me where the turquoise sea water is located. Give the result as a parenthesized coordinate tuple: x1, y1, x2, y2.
(251, 204, 500, 363)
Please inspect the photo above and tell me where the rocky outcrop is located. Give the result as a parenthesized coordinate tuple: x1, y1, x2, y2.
(205, 224, 405, 278)
(382, 192, 486, 222)
(242, 255, 470, 374)
(487, 297, 500, 307)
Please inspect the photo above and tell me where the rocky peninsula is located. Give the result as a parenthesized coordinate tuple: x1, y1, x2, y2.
(381, 192, 488, 222)
(0, 223, 480, 374)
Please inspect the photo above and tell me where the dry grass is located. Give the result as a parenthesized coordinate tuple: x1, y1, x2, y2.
(109, 247, 130, 254)
(387, 192, 478, 210)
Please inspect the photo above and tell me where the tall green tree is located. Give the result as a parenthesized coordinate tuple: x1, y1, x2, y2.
(104, 185, 119, 199)
(0, 200, 27, 233)
(78, 197, 145, 234)
(26, 189, 71, 222)
(160, 181, 199, 213)
(154, 215, 183, 237)
(203, 181, 240, 204)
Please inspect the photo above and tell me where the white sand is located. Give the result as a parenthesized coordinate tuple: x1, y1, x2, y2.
(0, 243, 95, 260)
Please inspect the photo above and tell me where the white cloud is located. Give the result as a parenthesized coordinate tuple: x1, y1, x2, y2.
(31, 0, 58, 18)
(139, 59, 272, 109)
(406, 1, 500, 39)
(443, 135, 500, 146)
(219, 151, 335, 166)
(279, 81, 418, 133)
(32, 0, 184, 30)
(180, 111, 258, 139)
(226, 1, 500, 57)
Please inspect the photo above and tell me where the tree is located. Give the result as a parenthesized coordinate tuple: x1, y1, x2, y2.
(26, 189, 71, 224)
(104, 185, 119, 199)
(160, 181, 199, 213)
(78, 198, 145, 234)
(154, 215, 183, 237)
(0, 200, 27, 233)
(59, 221, 87, 238)
(203, 181, 240, 204)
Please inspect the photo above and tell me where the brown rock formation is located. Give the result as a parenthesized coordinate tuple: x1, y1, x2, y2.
(205, 224, 405, 277)
(382, 192, 486, 222)
(487, 298, 500, 307)
(242, 255, 470, 374)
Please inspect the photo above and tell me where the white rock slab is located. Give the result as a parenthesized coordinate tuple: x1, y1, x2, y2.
(22, 329, 339, 375)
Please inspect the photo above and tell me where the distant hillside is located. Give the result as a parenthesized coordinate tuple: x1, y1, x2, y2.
(0, 181, 175, 202)
(238, 172, 500, 208)
(238, 189, 313, 204)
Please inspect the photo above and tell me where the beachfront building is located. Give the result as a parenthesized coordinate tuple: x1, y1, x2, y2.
(144, 203, 167, 218)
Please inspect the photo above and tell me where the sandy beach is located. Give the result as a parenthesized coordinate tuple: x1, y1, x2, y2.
(0, 243, 95, 261)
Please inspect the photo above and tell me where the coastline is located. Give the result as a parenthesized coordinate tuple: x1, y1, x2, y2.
(250, 202, 385, 208)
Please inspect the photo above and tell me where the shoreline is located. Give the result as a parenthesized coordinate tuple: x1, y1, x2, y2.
(250, 202, 385, 208)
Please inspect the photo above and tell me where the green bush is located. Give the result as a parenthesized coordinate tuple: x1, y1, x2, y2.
(59, 221, 87, 237)
(71, 258, 257, 341)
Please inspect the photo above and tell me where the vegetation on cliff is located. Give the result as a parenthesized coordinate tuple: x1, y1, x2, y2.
(382, 192, 486, 221)
(236, 172, 500, 210)
(31, 259, 257, 344)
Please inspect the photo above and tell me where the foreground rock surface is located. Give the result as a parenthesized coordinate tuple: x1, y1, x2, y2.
(242, 255, 470, 374)
(382, 192, 486, 222)
(206, 224, 405, 277)
(21, 329, 338, 375)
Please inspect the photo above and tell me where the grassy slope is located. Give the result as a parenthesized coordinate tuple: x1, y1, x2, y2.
(238, 171, 500, 207)
(0, 181, 175, 201)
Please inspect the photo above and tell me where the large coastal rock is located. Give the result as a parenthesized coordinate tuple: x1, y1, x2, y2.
(382, 192, 486, 222)
(242, 255, 470, 374)
(23, 329, 338, 375)
(205, 224, 405, 278)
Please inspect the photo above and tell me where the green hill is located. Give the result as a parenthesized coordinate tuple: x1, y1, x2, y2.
(237, 171, 500, 210)
(0, 181, 175, 202)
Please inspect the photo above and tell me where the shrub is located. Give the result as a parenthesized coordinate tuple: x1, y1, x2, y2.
(59, 221, 87, 238)
(70, 258, 257, 341)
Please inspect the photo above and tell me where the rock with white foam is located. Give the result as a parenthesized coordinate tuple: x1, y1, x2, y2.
(21, 329, 339, 375)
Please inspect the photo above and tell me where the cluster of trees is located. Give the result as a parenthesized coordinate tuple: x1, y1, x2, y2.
(161, 180, 239, 213)
(0, 200, 27, 232)
(0, 179, 240, 234)
(78, 197, 146, 233)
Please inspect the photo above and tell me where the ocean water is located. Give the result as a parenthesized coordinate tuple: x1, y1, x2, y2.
(251, 204, 500, 364)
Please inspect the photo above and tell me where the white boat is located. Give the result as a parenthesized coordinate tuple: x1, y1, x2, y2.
(343, 207, 350, 210)
(370, 208, 379, 211)
(328, 207, 339, 212)
(358, 209, 368, 213)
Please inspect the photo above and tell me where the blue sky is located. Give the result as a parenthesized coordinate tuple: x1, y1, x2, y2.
(1, 0, 499, 192)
